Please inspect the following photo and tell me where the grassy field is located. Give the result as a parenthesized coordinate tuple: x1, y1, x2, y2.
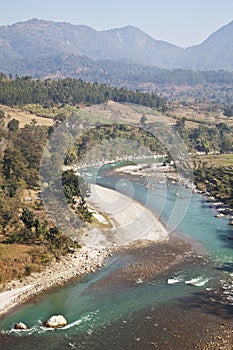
(79, 101, 175, 125)
(192, 154, 233, 167)
(167, 101, 233, 128)
(0, 243, 52, 287)
(2, 99, 232, 130)
(78, 100, 233, 128)
(0, 104, 53, 128)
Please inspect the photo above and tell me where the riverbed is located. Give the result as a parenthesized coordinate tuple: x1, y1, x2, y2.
(0, 164, 232, 349)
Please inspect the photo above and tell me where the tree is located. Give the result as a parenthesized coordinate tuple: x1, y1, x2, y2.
(62, 170, 82, 202)
(7, 119, 19, 132)
(47, 126, 54, 137)
(20, 208, 35, 229)
(54, 112, 66, 123)
(15, 124, 47, 170)
(3, 148, 27, 180)
(0, 109, 5, 119)
(140, 114, 147, 127)
(30, 118, 38, 127)
(223, 105, 233, 117)
(174, 117, 186, 133)
(3, 179, 19, 197)
(0, 109, 5, 126)
(221, 135, 232, 153)
(62, 170, 90, 201)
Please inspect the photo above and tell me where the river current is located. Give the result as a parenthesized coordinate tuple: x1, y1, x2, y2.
(0, 164, 232, 349)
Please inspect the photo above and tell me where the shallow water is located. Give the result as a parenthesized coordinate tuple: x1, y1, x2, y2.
(0, 166, 232, 349)
(92, 167, 233, 261)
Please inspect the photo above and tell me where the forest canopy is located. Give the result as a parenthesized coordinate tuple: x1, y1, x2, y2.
(0, 74, 167, 111)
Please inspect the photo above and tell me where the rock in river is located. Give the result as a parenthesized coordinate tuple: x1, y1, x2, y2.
(44, 315, 67, 328)
(14, 322, 28, 330)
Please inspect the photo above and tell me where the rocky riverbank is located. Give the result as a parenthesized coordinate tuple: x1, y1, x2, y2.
(0, 182, 170, 318)
(111, 161, 233, 225)
(0, 245, 111, 317)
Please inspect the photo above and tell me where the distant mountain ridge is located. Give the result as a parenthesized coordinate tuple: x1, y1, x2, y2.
(0, 18, 182, 68)
(0, 18, 232, 76)
(176, 20, 233, 70)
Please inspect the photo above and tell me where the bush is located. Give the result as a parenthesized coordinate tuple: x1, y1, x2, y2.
(25, 265, 32, 276)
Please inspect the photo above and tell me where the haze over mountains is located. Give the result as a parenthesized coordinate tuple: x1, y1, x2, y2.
(0, 18, 232, 78)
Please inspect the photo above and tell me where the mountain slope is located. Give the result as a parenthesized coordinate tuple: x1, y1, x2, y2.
(0, 18, 181, 67)
(178, 20, 233, 70)
(0, 18, 232, 75)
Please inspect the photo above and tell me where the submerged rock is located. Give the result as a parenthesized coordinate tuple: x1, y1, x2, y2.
(44, 315, 67, 328)
(215, 213, 225, 218)
(14, 322, 27, 330)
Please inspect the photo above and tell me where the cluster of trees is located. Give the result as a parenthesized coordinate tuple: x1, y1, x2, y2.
(62, 170, 92, 222)
(2, 54, 233, 89)
(66, 119, 232, 167)
(65, 124, 165, 166)
(161, 84, 233, 105)
(7, 207, 76, 257)
(2, 122, 48, 193)
(0, 196, 77, 261)
(75, 58, 233, 87)
(193, 158, 233, 207)
(173, 119, 233, 154)
(223, 104, 233, 117)
(0, 115, 89, 258)
(0, 74, 167, 111)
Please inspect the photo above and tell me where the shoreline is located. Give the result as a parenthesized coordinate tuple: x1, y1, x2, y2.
(82, 184, 169, 246)
(0, 183, 170, 319)
(0, 245, 111, 318)
(68, 154, 166, 172)
(112, 162, 233, 222)
(0, 165, 221, 320)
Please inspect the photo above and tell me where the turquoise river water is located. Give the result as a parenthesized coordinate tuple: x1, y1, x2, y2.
(0, 164, 232, 349)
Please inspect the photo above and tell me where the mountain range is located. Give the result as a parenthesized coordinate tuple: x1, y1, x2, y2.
(0, 18, 232, 78)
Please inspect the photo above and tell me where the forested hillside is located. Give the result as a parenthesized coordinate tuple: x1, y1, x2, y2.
(0, 19, 233, 106)
(0, 74, 166, 111)
(0, 110, 101, 284)
(1, 53, 233, 96)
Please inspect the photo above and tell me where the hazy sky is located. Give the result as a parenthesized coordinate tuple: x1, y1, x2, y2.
(1, 0, 233, 47)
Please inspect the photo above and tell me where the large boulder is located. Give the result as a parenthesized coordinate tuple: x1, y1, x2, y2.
(14, 322, 27, 330)
(44, 315, 67, 328)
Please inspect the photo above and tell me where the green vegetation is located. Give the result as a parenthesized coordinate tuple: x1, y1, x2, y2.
(0, 110, 91, 283)
(0, 74, 166, 111)
(68, 58, 233, 91)
(2, 48, 233, 103)
(192, 155, 233, 207)
(62, 170, 92, 222)
(2, 123, 48, 189)
(23, 103, 79, 119)
(7, 118, 19, 132)
(0, 74, 232, 285)
(65, 124, 166, 165)
(170, 119, 233, 154)
(223, 104, 233, 117)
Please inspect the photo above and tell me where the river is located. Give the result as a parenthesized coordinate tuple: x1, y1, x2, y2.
(0, 164, 232, 349)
